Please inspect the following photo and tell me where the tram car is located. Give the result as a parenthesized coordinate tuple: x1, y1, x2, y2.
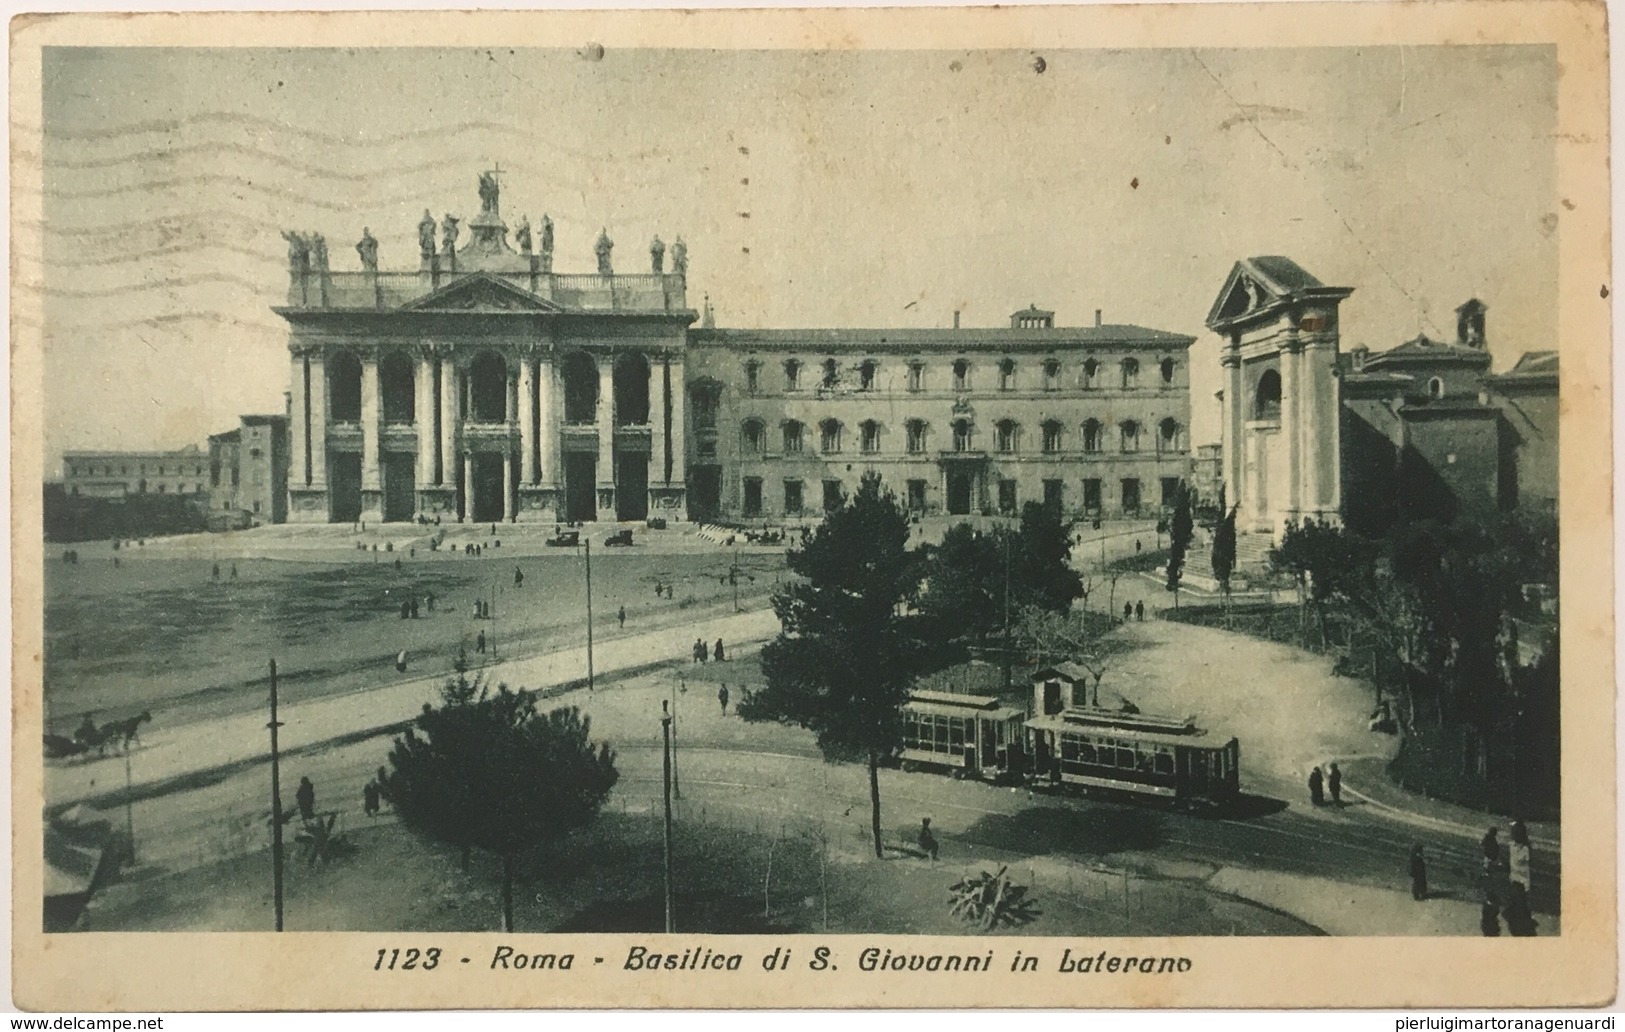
(1023, 665, 1240, 809)
(897, 691, 1027, 780)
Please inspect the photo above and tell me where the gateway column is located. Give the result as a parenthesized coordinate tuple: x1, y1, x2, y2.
(597, 355, 616, 520)
(666, 355, 687, 518)
(647, 352, 667, 514)
(308, 351, 329, 495)
(439, 353, 458, 492)
(416, 346, 436, 511)
(1280, 330, 1302, 529)
(360, 350, 384, 522)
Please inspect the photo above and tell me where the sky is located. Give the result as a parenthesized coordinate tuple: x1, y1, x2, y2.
(34, 44, 1557, 471)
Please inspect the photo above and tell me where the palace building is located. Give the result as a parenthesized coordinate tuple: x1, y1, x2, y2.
(274, 174, 1197, 524)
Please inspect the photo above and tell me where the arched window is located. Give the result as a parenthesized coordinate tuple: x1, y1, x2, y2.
(1043, 359, 1062, 391)
(1160, 357, 1176, 385)
(907, 362, 925, 392)
(859, 360, 878, 391)
(952, 418, 974, 452)
(614, 352, 651, 426)
(1120, 358, 1140, 389)
(784, 359, 802, 391)
(783, 420, 804, 454)
(1042, 420, 1064, 454)
(380, 351, 416, 423)
(467, 352, 509, 423)
(995, 420, 1019, 453)
(999, 359, 1016, 391)
(819, 418, 843, 453)
(953, 359, 971, 391)
(822, 358, 839, 389)
(1158, 418, 1182, 453)
(328, 351, 362, 422)
(561, 351, 599, 424)
(1254, 369, 1282, 420)
(742, 418, 766, 454)
(859, 420, 881, 453)
(1427, 377, 1445, 400)
(1082, 419, 1104, 453)
(906, 419, 928, 454)
(744, 359, 761, 394)
(1120, 420, 1141, 453)
(1082, 358, 1100, 389)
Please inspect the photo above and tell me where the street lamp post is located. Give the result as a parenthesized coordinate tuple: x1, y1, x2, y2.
(267, 658, 286, 932)
(661, 701, 675, 934)
(671, 676, 681, 799)
(583, 539, 595, 691)
(123, 748, 135, 865)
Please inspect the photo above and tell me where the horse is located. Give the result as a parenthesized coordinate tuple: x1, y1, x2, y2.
(43, 734, 89, 760)
(103, 711, 152, 752)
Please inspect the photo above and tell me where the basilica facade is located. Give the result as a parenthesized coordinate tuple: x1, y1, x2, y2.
(274, 175, 1199, 525)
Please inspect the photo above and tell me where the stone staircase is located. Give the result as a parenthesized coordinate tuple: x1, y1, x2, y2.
(1234, 532, 1277, 571)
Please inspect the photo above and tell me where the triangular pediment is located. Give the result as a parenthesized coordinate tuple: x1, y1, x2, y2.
(401, 272, 564, 314)
(1206, 261, 1287, 329)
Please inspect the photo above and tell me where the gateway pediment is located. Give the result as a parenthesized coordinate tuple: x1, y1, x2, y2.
(401, 272, 564, 314)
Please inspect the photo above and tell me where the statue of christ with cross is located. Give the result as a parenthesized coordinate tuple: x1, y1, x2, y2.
(478, 165, 502, 215)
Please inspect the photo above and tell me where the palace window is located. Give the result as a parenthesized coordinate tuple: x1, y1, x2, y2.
(743, 477, 763, 517)
(906, 419, 928, 454)
(995, 420, 1019, 454)
(820, 419, 843, 453)
(1254, 369, 1282, 420)
(1044, 479, 1064, 511)
(1161, 357, 1176, 386)
(999, 359, 1016, 391)
(1082, 478, 1102, 513)
(1121, 478, 1142, 513)
(1158, 418, 1183, 453)
(1161, 477, 1182, 509)
(783, 479, 804, 514)
(1082, 419, 1104, 453)
(784, 359, 802, 391)
(689, 383, 720, 431)
(1044, 359, 1062, 391)
(999, 478, 1018, 514)
(823, 479, 844, 512)
(822, 358, 839, 389)
(1042, 420, 1064, 454)
(745, 359, 761, 394)
(742, 418, 766, 455)
(1121, 358, 1140, 390)
(1120, 420, 1141, 453)
(952, 419, 974, 452)
(907, 362, 925, 392)
(859, 360, 878, 391)
(860, 420, 881, 454)
(782, 420, 804, 454)
(907, 479, 927, 511)
(1428, 377, 1445, 399)
(953, 359, 971, 391)
(1082, 358, 1100, 389)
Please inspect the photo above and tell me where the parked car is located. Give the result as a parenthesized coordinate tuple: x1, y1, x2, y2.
(604, 529, 635, 547)
(546, 529, 580, 547)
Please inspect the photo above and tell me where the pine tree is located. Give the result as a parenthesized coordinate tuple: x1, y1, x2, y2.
(1166, 481, 1195, 607)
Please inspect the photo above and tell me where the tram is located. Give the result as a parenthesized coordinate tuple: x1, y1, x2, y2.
(897, 690, 1027, 780)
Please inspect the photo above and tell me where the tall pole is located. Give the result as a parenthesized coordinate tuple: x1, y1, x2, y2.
(1002, 531, 1013, 689)
(731, 540, 740, 612)
(671, 677, 681, 799)
(489, 580, 498, 660)
(268, 658, 285, 932)
(123, 748, 135, 865)
(584, 539, 595, 691)
(661, 702, 675, 933)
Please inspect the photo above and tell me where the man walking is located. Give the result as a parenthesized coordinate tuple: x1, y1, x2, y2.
(618, 606, 626, 629)
(1327, 762, 1342, 805)
(714, 638, 725, 662)
(718, 684, 730, 715)
(477, 630, 487, 654)
(296, 777, 316, 822)
(1123, 602, 1132, 622)
(919, 817, 939, 861)
(1308, 766, 1325, 806)
(1135, 601, 1145, 622)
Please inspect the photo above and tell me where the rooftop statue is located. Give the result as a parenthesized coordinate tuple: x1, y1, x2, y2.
(671, 236, 688, 278)
(310, 233, 329, 272)
(516, 216, 533, 255)
(418, 210, 436, 259)
(280, 229, 309, 271)
(650, 235, 666, 274)
(540, 214, 554, 255)
(595, 228, 614, 276)
(356, 227, 379, 271)
(441, 214, 461, 254)
(478, 171, 500, 215)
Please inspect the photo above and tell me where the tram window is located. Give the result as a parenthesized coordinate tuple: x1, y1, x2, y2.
(1061, 737, 1079, 762)
(1137, 746, 1156, 773)
(1154, 749, 1175, 775)
(1078, 736, 1097, 764)
(1116, 745, 1136, 768)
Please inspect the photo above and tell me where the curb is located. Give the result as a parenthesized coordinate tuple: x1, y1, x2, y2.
(1338, 781, 1561, 851)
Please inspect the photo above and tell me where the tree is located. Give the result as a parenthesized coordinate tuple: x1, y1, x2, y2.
(1015, 605, 1111, 706)
(1012, 501, 1084, 614)
(739, 472, 923, 859)
(1268, 517, 1360, 649)
(1211, 503, 1238, 601)
(918, 523, 1002, 640)
(382, 673, 619, 931)
(1165, 481, 1194, 606)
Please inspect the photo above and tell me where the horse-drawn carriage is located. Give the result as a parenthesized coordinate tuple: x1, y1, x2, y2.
(44, 711, 151, 760)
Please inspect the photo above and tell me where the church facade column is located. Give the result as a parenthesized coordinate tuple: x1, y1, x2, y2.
(666, 355, 687, 519)
(647, 351, 668, 513)
(596, 355, 616, 519)
(1280, 332, 1302, 530)
(462, 451, 474, 523)
(286, 347, 323, 522)
(360, 350, 384, 521)
(1220, 346, 1241, 518)
(518, 351, 536, 484)
(503, 448, 516, 522)
(415, 346, 436, 507)
(308, 352, 329, 492)
(439, 353, 458, 492)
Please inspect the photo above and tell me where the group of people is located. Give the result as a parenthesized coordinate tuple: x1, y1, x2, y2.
(693, 638, 725, 664)
(1122, 601, 1145, 622)
(1307, 762, 1343, 806)
(652, 581, 675, 599)
(210, 562, 238, 581)
(1478, 821, 1538, 936)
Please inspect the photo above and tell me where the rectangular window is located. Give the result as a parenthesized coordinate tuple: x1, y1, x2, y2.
(745, 361, 760, 394)
(1121, 478, 1141, 514)
(907, 363, 924, 392)
(906, 423, 927, 454)
(1083, 478, 1102, 513)
(822, 479, 844, 512)
(907, 479, 927, 511)
(1044, 479, 1064, 511)
(785, 362, 801, 391)
(953, 361, 970, 391)
(783, 423, 804, 454)
(1161, 477, 1181, 509)
(743, 477, 763, 517)
(1042, 423, 1062, 453)
(998, 478, 1017, 514)
(783, 479, 803, 514)
(860, 423, 880, 454)
(1044, 361, 1062, 391)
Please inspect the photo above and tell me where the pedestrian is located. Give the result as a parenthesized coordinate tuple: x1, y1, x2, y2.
(654, 580, 663, 598)
(618, 606, 626, 629)
(1509, 821, 1532, 894)
(1308, 765, 1325, 806)
(1123, 601, 1133, 622)
(363, 779, 381, 817)
(401, 599, 411, 619)
(375, 767, 389, 808)
(514, 567, 524, 588)
(395, 650, 408, 673)
(1480, 899, 1502, 937)
(427, 592, 436, 612)
(719, 684, 730, 715)
(212, 562, 220, 582)
(1503, 882, 1537, 936)
(1327, 762, 1342, 806)
(693, 639, 704, 664)
(296, 776, 316, 822)
(697, 638, 708, 664)
(1136, 539, 1142, 554)
(1135, 601, 1145, 622)
(1481, 827, 1502, 877)
(714, 638, 725, 662)
(113, 556, 119, 568)
(919, 817, 939, 861)
(491, 523, 497, 536)
(410, 597, 420, 619)
(1408, 844, 1428, 901)
(395, 557, 402, 570)
(477, 630, 487, 654)
(230, 563, 238, 580)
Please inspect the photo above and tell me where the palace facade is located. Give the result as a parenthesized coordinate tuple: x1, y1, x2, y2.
(274, 175, 1197, 524)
